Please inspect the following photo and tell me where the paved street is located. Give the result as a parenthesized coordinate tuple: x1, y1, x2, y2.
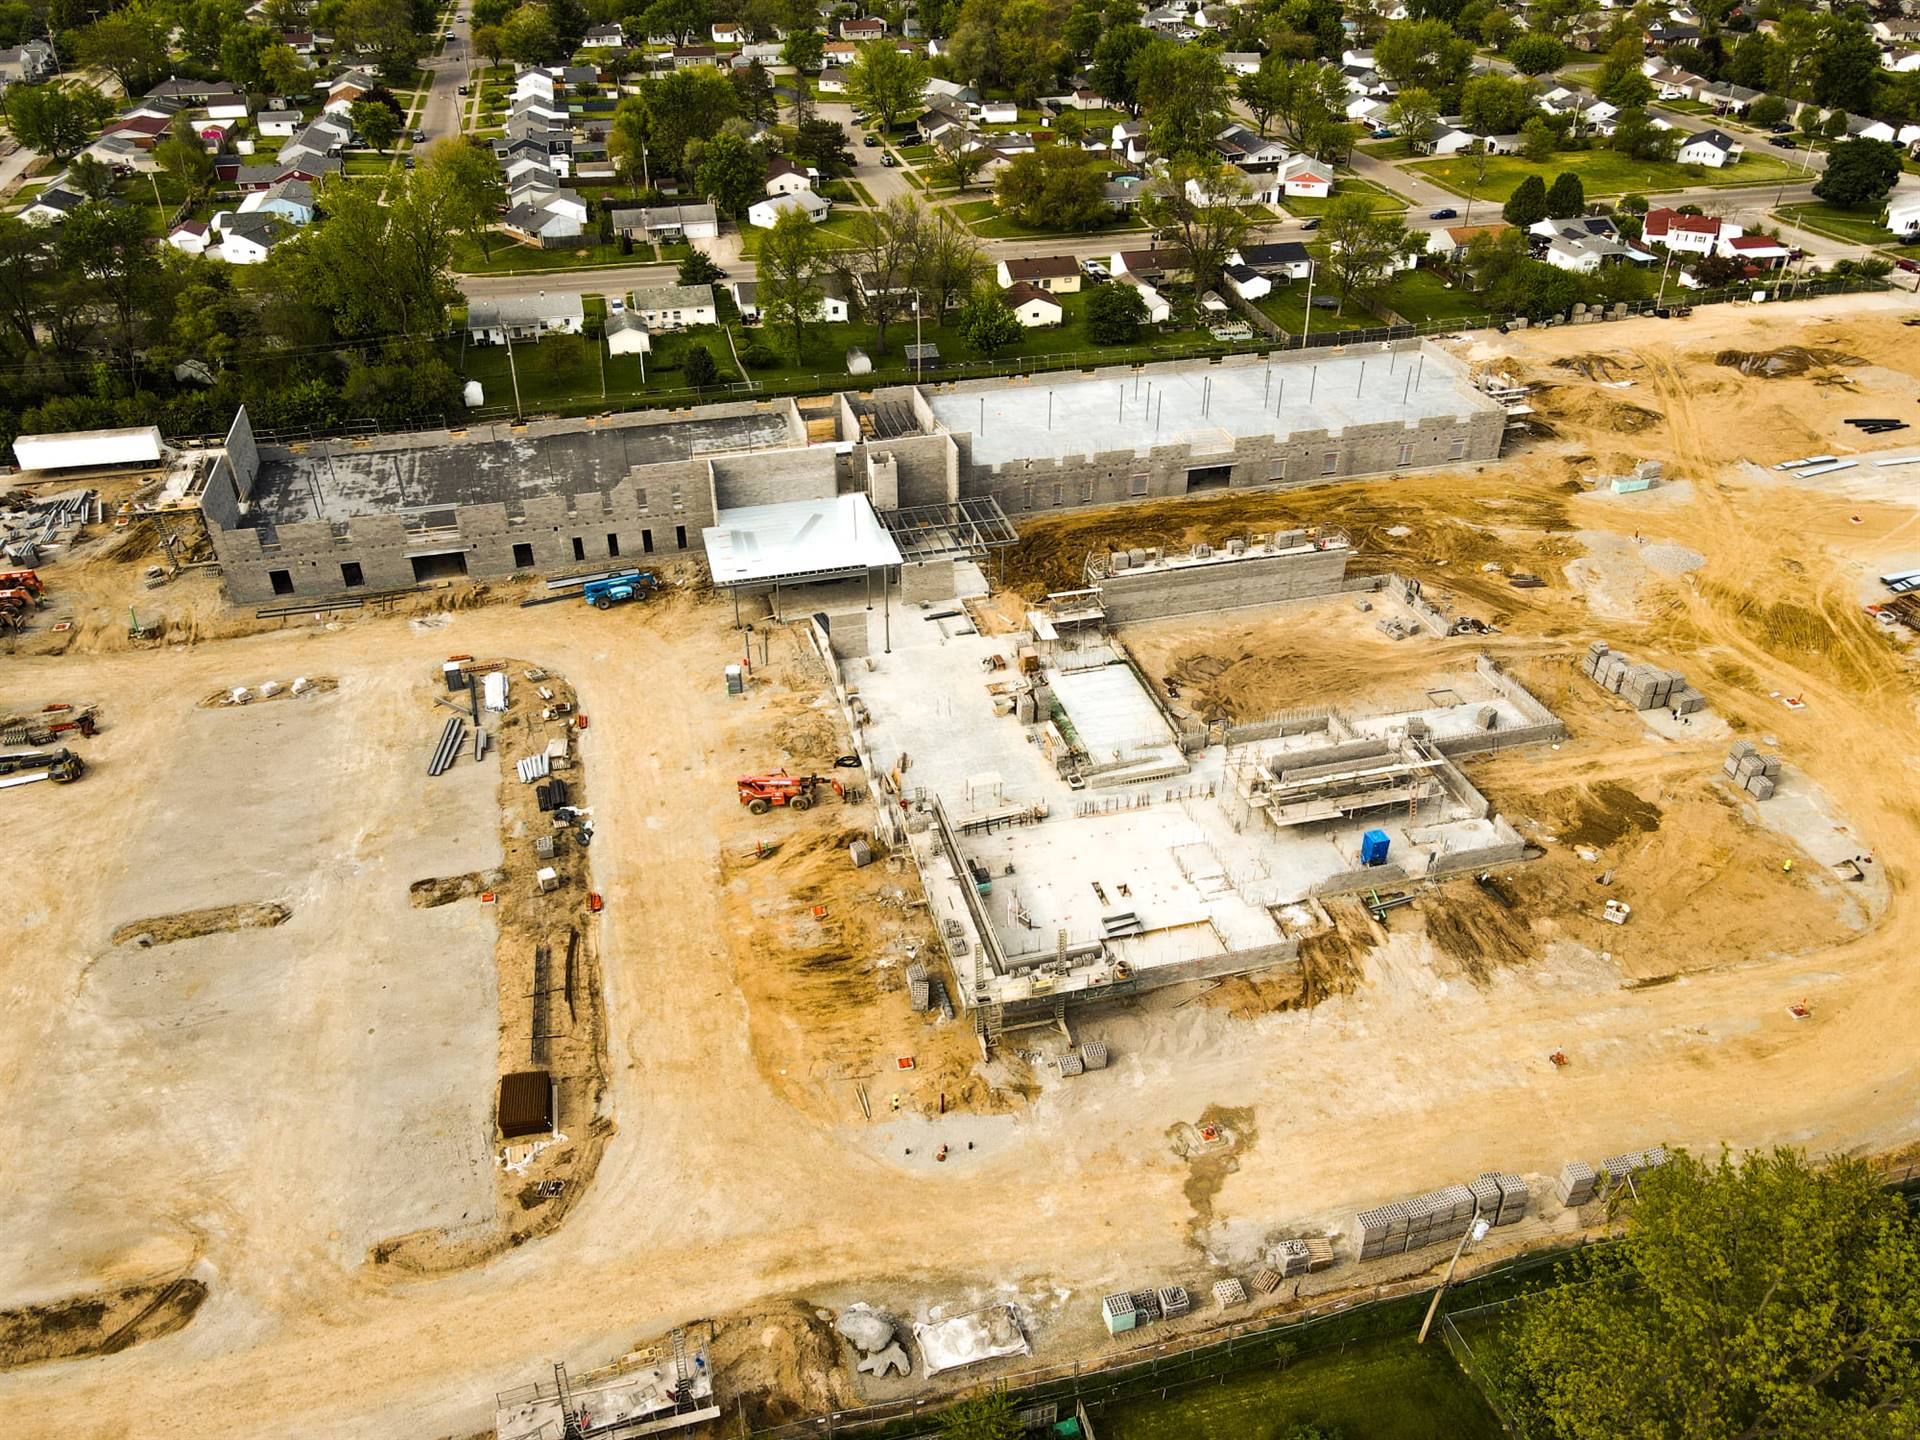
(418, 1, 472, 145)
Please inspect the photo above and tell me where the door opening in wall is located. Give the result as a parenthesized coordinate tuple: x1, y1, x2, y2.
(340, 562, 365, 588)
(641, 529, 654, 553)
(571, 536, 585, 561)
(1185, 465, 1232, 492)
(410, 552, 469, 582)
(607, 532, 621, 557)
(675, 525, 687, 549)
(268, 569, 295, 596)
(512, 543, 534, 569)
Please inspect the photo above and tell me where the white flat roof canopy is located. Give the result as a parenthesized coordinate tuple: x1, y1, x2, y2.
(703, 493, 903, 588)
(12, 426, 165, 473)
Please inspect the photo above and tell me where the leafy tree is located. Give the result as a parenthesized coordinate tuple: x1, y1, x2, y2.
(937, 1386, 1019, 1440)
(56, 201, 154, 381)
(938, 136, 991, 193)
(1796, 104, 1823, 138)
(1812, 19, 1883, 115)
(155, 113, 215, 196)
(1459, 73, 1536, 135)
(1592, 37, 1652, 108)
(1505, 32, 1564, 76)
(624, 67, 738, 182)
(846, 39, 928, 134)
(1373, 18, 1474, 101)
(1519, 115, 1556, 163)
(1477, 7, 1513, 49)
(1258, 58, 1346, 154)
(1062, 0, 1102, 58)
(472, 24, 506, 69)
(1319, 193, 1419, 315)
(1544, 170, 1583, 219)
(781, 26, 823, 72)
(259, 41, 309, 97)
(907, 209, 984, 316)
(262, 170, 460, 339)
(73, 2, 170, 96)
(960, 286, 1021, 356)
(1726, 31, 1772, 90)
(425, 137, 508, 259)
(334, 0, 425, 81)
(1820, 110, 1849, 141)
(839, 195, 920, 354)
(1611, 105, 1676, 162)
(1502, 172, 1549, 225)
(756, 203, 826, 363)
(998, 0, 1065, 105)
(1747, 94, 1787, 129)
(794, 116, 853, 174)
(501, 2, 561, 63)
(732, 59, 776, 125)
(3, 81, 112, 162)
(681, 342, 719, 387)
(220, 23, 278, 91)
(351, 97, 401, 153)
(695, 130, 763, 218)
(66, 154, 116, 198)
(1134, 38, 1230, 160)
(1089, 23, 1151, 112)
(1386, 87, 1441, 147)
(1142, 160, 1251, 294)
(1813, 138, 1903, 208)
(993, 146, 1111, 231)
(678, 248, 725, 286)
(1495, 1148, 1920, 1440)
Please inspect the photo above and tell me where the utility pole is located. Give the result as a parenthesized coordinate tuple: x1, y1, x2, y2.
(1417, 1217, 1489, 1345)
(504, 323, 523, 417)
(1301, 260, 1314, 344)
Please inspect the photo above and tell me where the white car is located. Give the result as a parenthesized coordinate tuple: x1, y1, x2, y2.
(1080, 259, 1109, 280)
(608, 297, 626, 314)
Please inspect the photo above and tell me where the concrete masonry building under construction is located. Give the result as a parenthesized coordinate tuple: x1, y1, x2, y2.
(818, 528, 1567, 1039)
(183, 343, 1509, 604)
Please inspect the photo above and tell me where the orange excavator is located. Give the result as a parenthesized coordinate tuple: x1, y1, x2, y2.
(737, 771, 843, 815)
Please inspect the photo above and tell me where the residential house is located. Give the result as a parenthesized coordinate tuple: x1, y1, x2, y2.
(997, 255, 1083, 293)
(1110, 119, 1148, 164)
(1004, 281, 1064, 326)
(583, 23, 625, 47)
(841, 16, 886, 40)
(256, 108, 303, 136)
(1103, 177, 1146, 212)
(1214, 124, 1289, 170)
(1122, 274, 1172, 323)
(239, 177, 316, 224)
(18, 186, 86, 226)
(1275, 153, 1333, 198)
(1641, 207, 1732, 254)
(823, 40, 858, 65)
(818, 66, 848, 94)
(1426, 222, 1511, 262)
(0, 40, 57, 89)
(468, 292, 586, 344)
(977, 100, 1018, 124)
(1223, 262, 1271, 299)
(83, 133, 155, 170)
(628, 283, 718, 329)
(1418, 124, 1480, 156)
(611, 202, 720, 240)
(1646, 67, 1701, 100)
(1233, 241, 1313, 280)
(926, 77, 980, 106)
(1347, 96, 1392, 128)
(728, 279, 761, 320)
(711, 21, 748, 42)
(1885, 49, 1920, 74)
(324, 69, 378, 114)
(1580, 99, 1619, 134)
(746, 190, 832, 227)
(1529, 216, 1653, 271)
(167, 220, 213, 253)
(1846, 113, 1899, 143)
(280, 30, 318, 54)
(1676, 128, 1742, 167)
(1717, 233, 1790, 268)
(765, 157, 815, 196)
(606, 310, 651, 355)
(1111, 247, 1190, 282)
(671, 44, 718, 68)
(147, 77, 245, 107)
(501, 189, 590, 243)
(1885, 194, 1920, 238)
(213, 211, 290, 264)
(1220, 52, 1261, 76)
(99, 113, 173, 151)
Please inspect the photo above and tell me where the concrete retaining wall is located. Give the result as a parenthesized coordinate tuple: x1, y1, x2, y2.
(1098, 545, 1350, 624)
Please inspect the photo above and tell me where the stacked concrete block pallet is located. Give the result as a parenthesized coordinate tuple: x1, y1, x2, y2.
(1555, 1160, 1598, 1207)
(1352, 1181, 1481, 1261)
(1468, 1172, 1530, 1226)
(1722, 741, 1782, 800)
(1270, 1237, 1336, 1278)
(1583, 643, 1704, 713)
(1555, 1146, 1669, 1209)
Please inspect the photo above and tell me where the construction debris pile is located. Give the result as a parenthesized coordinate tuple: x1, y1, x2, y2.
(1583, 641, 1705, 714)
(1351, 1172, 1528, 1262)
(836, 1305, 911, 1378)
(1722, 740, 1782, 801)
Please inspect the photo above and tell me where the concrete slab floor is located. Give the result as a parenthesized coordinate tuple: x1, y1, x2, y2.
(927, 351, 1486, 468)
(0, 683, 502, 1310)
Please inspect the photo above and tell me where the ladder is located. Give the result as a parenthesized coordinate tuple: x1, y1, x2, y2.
(670, 1327, 692, 1406)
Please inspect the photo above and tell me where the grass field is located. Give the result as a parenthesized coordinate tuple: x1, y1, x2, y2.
(950, 197, 1146, 240)
(451, 236, 634, 274)
(1100, 1335, 1503, 1440)
(451, 325, 744, 410)
(735, 212, 868, 255)
(1408, 148, 1800, 201)
(1381, 268, 1492, 325)
(1255, 285, 1372, 335)
(1282, 177, 1408, 217)
(1774, 201, 1898, 247)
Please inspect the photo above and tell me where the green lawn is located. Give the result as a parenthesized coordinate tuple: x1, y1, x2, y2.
(1283, 177, 1407, 217)
(343, 151, 396, 176)
(1409, 148, 1800, 201)
(452, 235, 635, 273)
(950, 196, 1146, 240)
(1381, 268, 1493, 325)
(1359, 137, 1418, 160)
(452, 325, 744, 411)
(1101, 1334, 1503, 1440)
(735, 212, 867, 256)
(1774, 201, 1898, 247)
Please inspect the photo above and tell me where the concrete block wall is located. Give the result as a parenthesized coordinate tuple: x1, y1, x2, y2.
(201, 458, 241, 529)
(1098, 547, 1349, 624)
(866, 450, 899, 509)
(710, 447, 837, 508)
(1475, 655, 1564, 732)
(878, 432, 959, 507)
(224, 406, 259, 499)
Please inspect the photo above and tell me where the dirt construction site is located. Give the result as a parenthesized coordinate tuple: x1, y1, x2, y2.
(7, 292, 1920, 1438)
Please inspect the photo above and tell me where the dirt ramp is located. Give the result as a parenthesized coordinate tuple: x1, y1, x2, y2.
(110, 902, 291, 948)
(0, 1275, 207, 1372)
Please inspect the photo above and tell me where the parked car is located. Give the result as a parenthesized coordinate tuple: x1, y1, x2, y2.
(1081, 259, 1109, 278)
(1898, 258, 1920, 274)
(863, 132, 881, 147)
(458, 83, 469, 95)
(609, 297, 626, 312)
(412, 128, 426, 142)
(1370, 129, 1394, 139)
(1769, 122, 1793, 133)
(403, 154, 415, 168)
(879, 152, 897, 166)
(1772, 136, 1797, 148)
(1429, 207, 1458, 220)
(1300, 217, 1321, 230)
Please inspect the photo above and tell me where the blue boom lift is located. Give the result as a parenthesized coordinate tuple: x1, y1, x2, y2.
(582, 571, 658, 609)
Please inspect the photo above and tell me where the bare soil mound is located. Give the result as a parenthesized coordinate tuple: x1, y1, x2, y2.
(110, 901, 291, 948)
(0, 1276, 206, 1371)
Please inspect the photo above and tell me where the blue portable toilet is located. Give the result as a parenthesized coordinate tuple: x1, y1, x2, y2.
(1361, 829, 1391, 866)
